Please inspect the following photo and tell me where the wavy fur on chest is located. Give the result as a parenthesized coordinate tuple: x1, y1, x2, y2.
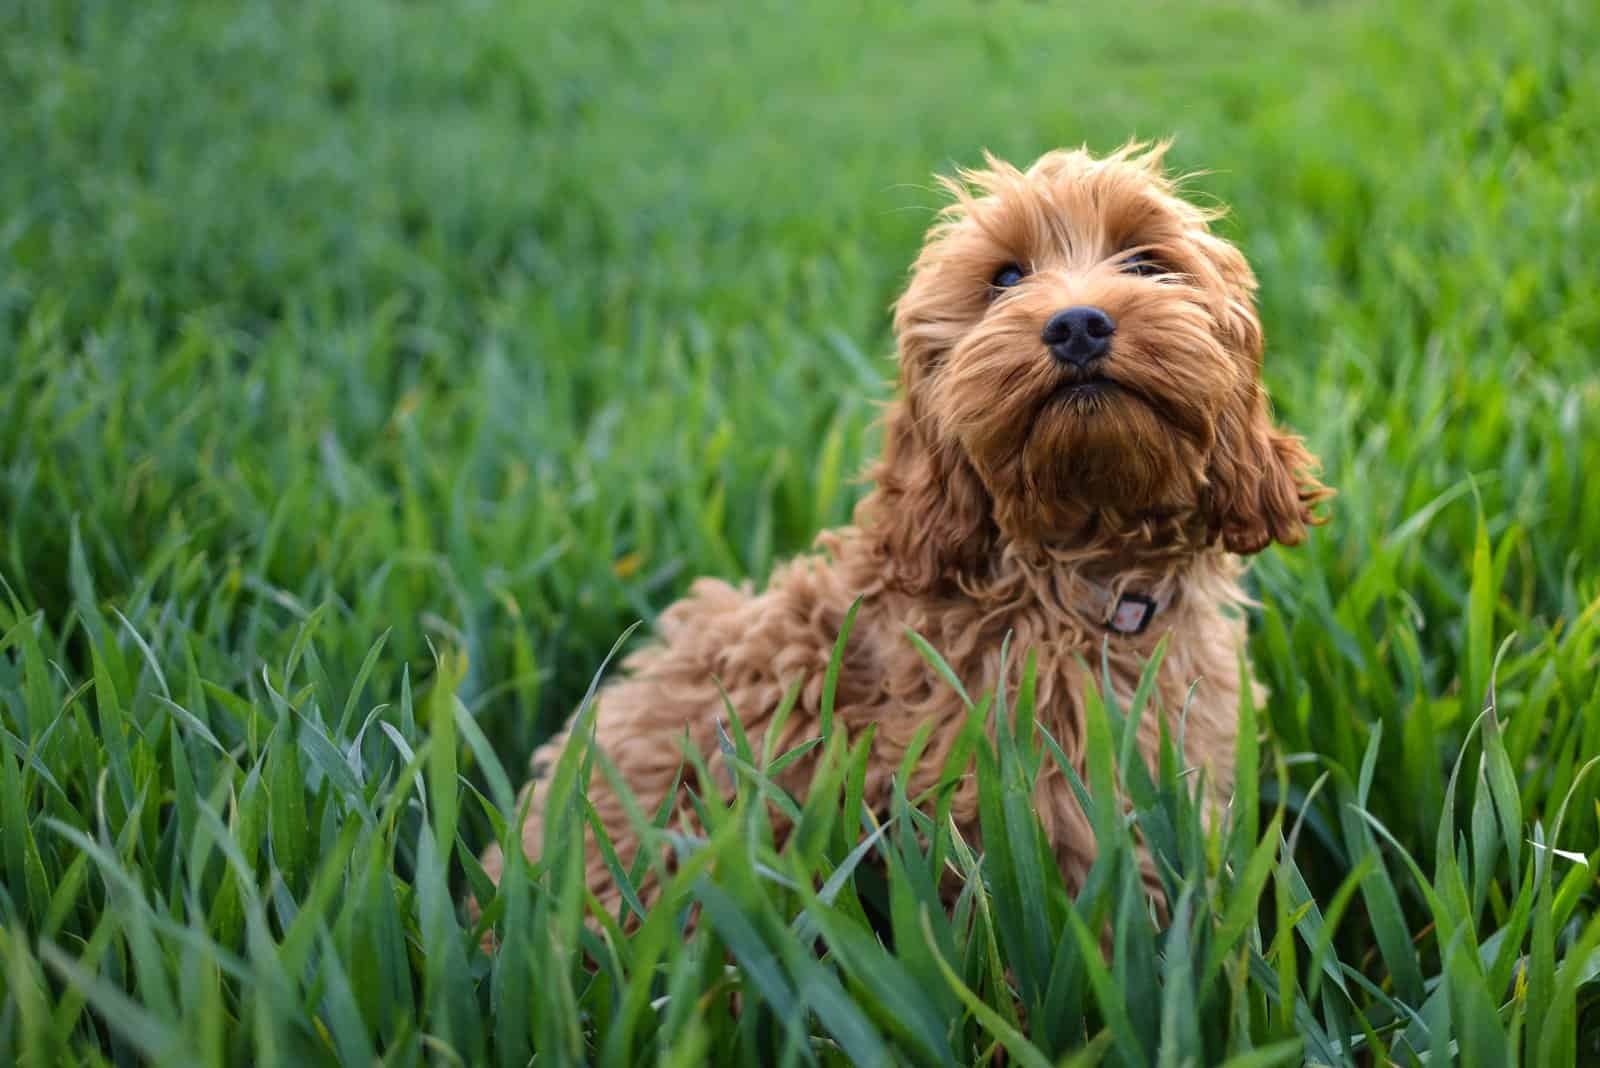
(597, 528, 1249, 888)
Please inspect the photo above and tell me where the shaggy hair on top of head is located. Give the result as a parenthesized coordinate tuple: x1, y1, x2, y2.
(476, 141, 1330, 924)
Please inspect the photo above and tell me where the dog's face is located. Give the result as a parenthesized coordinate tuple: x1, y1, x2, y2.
(882, 143, 1326, 576)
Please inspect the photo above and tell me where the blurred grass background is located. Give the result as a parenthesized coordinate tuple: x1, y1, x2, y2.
(2, 0, 1598, 1063)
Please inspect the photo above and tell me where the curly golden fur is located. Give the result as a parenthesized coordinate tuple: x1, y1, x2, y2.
(477, 142, 1329, 919)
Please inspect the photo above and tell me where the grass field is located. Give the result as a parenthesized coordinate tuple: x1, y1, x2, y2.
(3, 0, 1599, 1063)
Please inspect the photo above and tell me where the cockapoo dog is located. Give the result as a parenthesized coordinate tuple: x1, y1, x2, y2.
(479, 142, 1328, 918)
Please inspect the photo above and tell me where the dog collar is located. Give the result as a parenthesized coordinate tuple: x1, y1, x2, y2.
(1079, 579, 1173, 637)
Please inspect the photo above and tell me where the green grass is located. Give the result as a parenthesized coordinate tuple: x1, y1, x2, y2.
(3, 0, 1599, 1063)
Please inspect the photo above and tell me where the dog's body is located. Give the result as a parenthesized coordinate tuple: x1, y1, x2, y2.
(479, 143, 1327, 916)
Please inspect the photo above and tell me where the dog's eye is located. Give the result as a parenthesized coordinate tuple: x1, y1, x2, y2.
(991, 263, 1027, 290)
(1119, 251, 1165, 278)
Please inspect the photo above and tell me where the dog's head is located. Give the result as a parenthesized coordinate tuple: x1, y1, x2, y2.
(866, 142, 1329, 591)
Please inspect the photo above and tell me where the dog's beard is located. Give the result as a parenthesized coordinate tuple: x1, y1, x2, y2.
(1024, 394, 1197, 509)
(933, 312, 1232, 535)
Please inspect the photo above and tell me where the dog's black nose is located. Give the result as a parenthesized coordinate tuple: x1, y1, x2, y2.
(1041, 306, 1116, 366)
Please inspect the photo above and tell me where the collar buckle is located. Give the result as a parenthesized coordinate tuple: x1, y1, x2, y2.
(1107, 592, 1158, 636)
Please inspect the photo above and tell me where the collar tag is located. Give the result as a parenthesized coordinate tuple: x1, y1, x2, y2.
(1108, 592, 1158, 636)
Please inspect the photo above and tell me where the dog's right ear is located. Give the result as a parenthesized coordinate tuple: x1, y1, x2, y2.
(857, 392, 994, 595)
(855, 218, 996, 595)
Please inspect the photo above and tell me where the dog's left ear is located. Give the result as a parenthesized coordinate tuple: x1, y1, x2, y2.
(1206, 388, 1330, 555)
(1194, 233, 1330, 553)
